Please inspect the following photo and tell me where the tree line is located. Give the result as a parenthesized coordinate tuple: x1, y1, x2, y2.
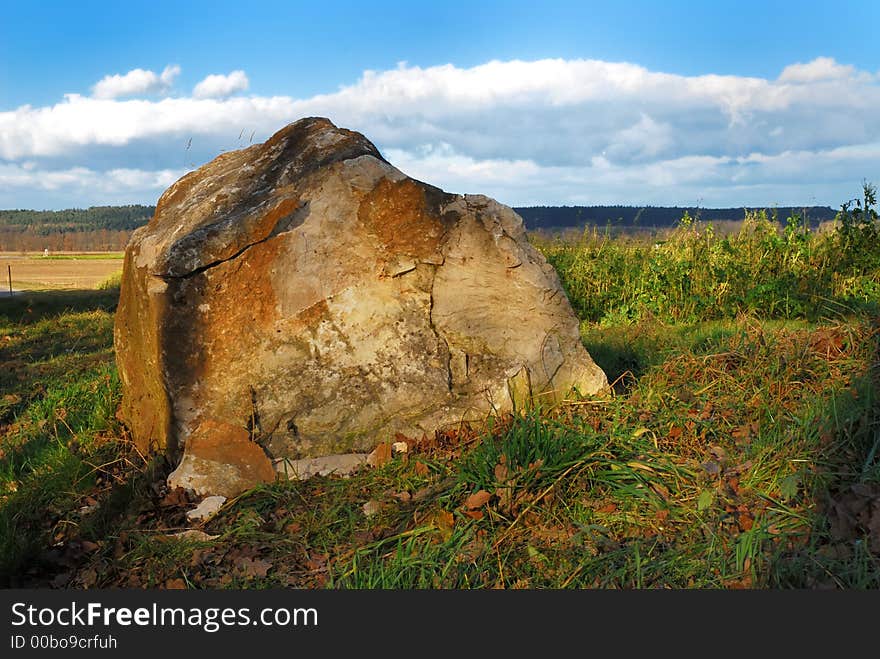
(0, 205, 154, 252)
(513, 205, 838, 230)
(0, 203, 843, 252)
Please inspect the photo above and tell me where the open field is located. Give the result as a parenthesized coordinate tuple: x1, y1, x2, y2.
(0, 215, 878, 589)
(0, 252, 124, 292)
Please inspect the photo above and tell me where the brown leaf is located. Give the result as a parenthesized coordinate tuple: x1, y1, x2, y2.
(165, 578, 187, 589)
(738, 513, 754, 532)
(463, 510, 484, 520)
(699, 402, 714, 420)
(414, 461, 429, 476)
(367, 442, 393, 467)
(237, 557, 273, 579)
(190, 549, 207, 567)
(79, 568, 98, 588)
(494, 462, 509, 482)
(160, 487, 189, 508)
(80, 540, 100, 553)
(431, 510, 455, 538)
(306, 553, 328, 571)
(708, 445, 728, 464)
(597, 502, 617, 514)
(464, 490, 492, 510)
(731, 424, 752, 444)
(650, 482, 670, 501)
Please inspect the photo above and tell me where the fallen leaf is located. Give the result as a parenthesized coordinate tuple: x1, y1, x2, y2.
(699, 402, 714, 420)
(464, 490, 492, 510)
(237, 557, 272, 579)
(697, 489, 714, 511)
(708, 445, 728, 464)
(306, 553, 328, 571)
(165, 578, 186, 589)
(160, 487, 189, 508)
(431, 510, 455, 539)
(650, 482, 670, 501)
(367, 442, 392, 467)
(80, 540, 100, 553)
(463, 510, 484, 520)
(731, 424, 752, 444)
(362, 500, 381, 517)
(779, 474, 800, 502)
(79, 568, 98, 588)
(526, 545, 548, 563)
(414, 461, 429, 476)
(597, 502, 617, 514)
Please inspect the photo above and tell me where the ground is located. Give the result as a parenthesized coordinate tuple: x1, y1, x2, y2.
(0, 252, 123, 293)
(0, 241, 878, 589)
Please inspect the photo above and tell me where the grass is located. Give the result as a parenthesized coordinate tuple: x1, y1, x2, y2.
(32, 253, 125, 260)
(0, 214, 878, 589)
(1, 255, 124, 291)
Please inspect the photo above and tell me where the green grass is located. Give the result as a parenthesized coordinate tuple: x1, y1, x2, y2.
(1, 213, 878, 589)
(536, 211, 880, 325)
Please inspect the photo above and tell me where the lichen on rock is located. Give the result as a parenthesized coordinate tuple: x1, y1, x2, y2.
(114, 117, 608, 496)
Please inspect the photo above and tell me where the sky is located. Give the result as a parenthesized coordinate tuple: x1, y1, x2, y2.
(1, 0, 879, 210)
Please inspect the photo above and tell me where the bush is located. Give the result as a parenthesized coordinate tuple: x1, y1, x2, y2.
(538, 190, 879, 324)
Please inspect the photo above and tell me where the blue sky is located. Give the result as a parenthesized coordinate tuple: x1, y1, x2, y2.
(1, 0, 879, 209)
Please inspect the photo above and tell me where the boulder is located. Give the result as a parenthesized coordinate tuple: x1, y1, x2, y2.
(114, 117, 607, 480)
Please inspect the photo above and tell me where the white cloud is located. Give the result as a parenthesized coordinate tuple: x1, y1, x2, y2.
(2, 57, 879, 208)
(92, 65, 180, 99)
(779, 57, 855, 83)
(192, 71, 249, 99)
(0, 162, 184, 208)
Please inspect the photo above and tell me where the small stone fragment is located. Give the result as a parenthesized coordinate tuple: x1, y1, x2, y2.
(186, 495, 227, 521)
(275, 453, 368, 481)
(167, 419, 275, 497)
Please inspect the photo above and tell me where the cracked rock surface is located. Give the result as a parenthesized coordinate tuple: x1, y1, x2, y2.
(114, 117, 608, 468)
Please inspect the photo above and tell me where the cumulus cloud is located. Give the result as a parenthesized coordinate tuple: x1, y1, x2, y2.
(192, 71, 249, 99)
(0, 162, 183, 208)
(2, 57, 879, 208)
(92, 65, 180, 99)
(779, 57, 856, 83)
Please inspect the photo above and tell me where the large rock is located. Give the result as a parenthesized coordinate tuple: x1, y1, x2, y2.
(114, 117, 607, 474)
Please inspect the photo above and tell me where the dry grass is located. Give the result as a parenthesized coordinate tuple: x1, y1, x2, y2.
(0, 253, 124, 291)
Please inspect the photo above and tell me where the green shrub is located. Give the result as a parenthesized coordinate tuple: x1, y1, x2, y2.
(538, 191, 879, 324)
